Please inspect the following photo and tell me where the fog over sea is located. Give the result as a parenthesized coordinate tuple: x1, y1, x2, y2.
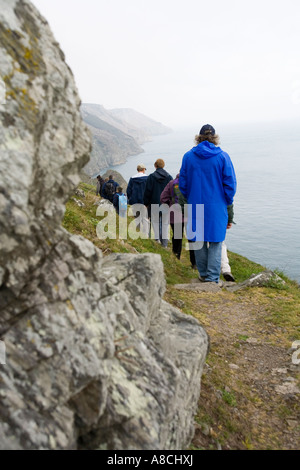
(107, 119, 300, 283)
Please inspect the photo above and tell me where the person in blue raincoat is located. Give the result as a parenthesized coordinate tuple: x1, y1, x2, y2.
(179, 124, 237, 284)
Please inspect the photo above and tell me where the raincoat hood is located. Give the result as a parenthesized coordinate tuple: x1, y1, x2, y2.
(131, 176, 147, 185)
(192, 141, 222, 159)
(153, 168, 171, 181)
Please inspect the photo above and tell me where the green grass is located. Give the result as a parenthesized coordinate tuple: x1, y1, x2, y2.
(222, 389, 237, 407)
(64, 185, 300, 340)
(226, 251, 264, 282)
(63, 183, 300, 301)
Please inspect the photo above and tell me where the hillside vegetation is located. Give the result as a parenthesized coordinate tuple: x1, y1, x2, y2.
(63, 183, 300, 450)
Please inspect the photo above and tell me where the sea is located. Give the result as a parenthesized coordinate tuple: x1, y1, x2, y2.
(105, 119, 300, 283)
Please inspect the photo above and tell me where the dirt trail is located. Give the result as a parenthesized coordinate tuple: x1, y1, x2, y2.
(179, 289, 300, 450)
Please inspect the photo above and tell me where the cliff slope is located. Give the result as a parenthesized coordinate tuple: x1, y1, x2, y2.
(81, 103, 172, 175)
(81, 107, 143, 176)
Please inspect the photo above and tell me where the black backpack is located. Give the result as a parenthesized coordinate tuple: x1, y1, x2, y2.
(105, 182, 115, 197)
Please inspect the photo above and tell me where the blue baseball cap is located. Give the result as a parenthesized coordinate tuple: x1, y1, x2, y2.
(199, 124, 215, 136)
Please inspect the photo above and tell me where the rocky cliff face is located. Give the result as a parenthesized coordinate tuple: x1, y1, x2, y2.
(81, 104, 144, 176)
(81, 103, 172, 175)
(0, 0, 208, 450)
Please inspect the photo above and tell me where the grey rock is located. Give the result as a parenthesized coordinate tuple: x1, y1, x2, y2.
(0, 0, 208, 450)
(174, 282, 222, 293)
(225, 270, 286, 292)
(95, 199, 114, 217)
(101, 169, 128, 191)
(73, 198, 85, 207)
(275, 379, 300, 396)
(74, 189, 85, 198)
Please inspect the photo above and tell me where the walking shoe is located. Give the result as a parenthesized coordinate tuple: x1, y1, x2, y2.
(223, 272, 236, 282)
(198, 276, 206, 282)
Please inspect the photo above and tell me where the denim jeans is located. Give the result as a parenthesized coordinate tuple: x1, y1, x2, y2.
(194, 241, 223, 283)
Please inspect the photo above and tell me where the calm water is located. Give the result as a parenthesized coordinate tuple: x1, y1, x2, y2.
(107, 120, 300, 282)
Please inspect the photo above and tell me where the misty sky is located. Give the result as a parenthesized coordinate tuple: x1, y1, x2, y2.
(31, 0, 300, 128)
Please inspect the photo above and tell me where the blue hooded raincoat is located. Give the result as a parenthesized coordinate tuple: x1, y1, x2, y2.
(179, 141, 237, 242)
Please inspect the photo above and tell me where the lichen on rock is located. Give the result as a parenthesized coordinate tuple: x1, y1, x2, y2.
(0, 0, 209, 450)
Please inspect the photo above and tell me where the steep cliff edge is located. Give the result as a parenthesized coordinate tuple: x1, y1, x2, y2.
(0, 0, 208, 450)
(81, 105, 144, 175)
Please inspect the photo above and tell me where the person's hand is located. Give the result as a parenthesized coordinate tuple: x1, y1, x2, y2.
(227, 223, 232, 229)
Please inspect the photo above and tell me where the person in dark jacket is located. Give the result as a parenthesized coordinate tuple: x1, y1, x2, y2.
(96, 175, 104, 196)
(101, 178, 109, 198)
(160, 173, 185, 258)
(160, 172, 198, 267)
(144, 159, 172, 247)
(127, 164, 149, 235)
(127, 164, 148, 205)
(102, 175, 119, 202)
(113, 187, 127, 217)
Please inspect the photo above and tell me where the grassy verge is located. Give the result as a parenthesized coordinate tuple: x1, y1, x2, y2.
(63, 183, 300, 450)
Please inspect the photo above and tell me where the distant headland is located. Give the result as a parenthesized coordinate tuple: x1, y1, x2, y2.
(81, 103, 172, 176)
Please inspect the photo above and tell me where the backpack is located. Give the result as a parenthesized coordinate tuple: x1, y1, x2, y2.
(96, 177, 104, 195)
(172, 181, 186, 212)
(105, 182, 115, 197)
(118, 194, 127, 212)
